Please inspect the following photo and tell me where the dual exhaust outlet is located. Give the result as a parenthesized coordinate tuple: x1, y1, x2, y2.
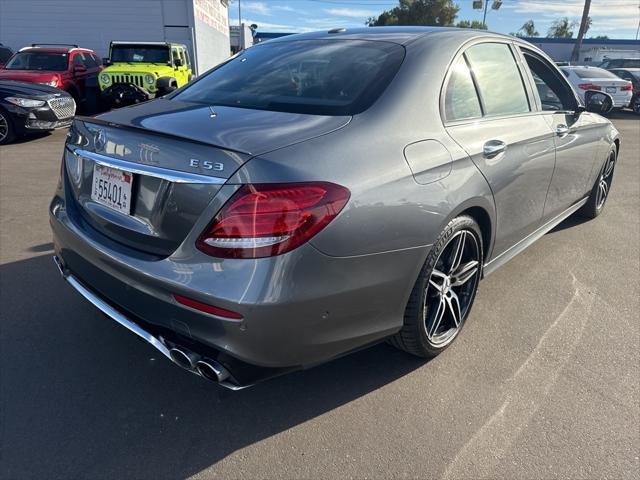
(169, 347, 230, 383)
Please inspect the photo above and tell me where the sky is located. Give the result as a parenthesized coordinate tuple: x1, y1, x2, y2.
(228, 0, 640, 39)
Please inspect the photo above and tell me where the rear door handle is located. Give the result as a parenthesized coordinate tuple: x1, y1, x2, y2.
(556, 124, 570, 137)
(483, 140, 507, 158)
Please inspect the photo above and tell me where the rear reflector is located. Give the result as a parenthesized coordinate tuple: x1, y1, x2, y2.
(577, 83, 602, 91)
(197, 182, 350, 259)
(174, 294, 243, 319)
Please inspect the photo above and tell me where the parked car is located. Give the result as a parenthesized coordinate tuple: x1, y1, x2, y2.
(0, 43, 14, 68)
(51, 28, 619, 389)
(598, 58, 640, 69)
(0, 80, 75, 144)
(99, 41, 193, 108)
(609, 67, 640, 114)
(560, 65, 633, 109)
(0, 44, 102, 110)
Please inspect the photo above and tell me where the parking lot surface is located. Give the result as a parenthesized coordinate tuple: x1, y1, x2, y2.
(1, 114, 639, 479)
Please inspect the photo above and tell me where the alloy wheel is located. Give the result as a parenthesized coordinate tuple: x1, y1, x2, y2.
(0, 112, 8, 143)
(424, 230, 481, 346)
(596, 150, 616, 210)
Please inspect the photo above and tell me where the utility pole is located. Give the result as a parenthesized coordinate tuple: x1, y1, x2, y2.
(571, 0, 591, 62)
(482, 0, 489, 27)
(237, 0, 243, 50)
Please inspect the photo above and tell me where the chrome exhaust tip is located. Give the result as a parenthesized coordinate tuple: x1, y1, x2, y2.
(169, 348, 198, 370)
(196, 359, 230, 383)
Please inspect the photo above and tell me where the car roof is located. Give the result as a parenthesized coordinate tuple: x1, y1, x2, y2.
(265, 26, 514, 46)
(19, 46, 95, 54)
(110, 41, 185, 47)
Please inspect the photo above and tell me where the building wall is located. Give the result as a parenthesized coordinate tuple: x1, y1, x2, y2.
(193, 0, 229, 72)
(522, 37, 640, 63)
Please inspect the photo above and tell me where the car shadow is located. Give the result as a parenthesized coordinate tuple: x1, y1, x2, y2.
(548, 213, 591, 234)
(6, 130, 51, 145)
(0, 254, 426, 479)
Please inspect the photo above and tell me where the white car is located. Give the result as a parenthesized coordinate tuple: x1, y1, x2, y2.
(561, 66, 633, 108)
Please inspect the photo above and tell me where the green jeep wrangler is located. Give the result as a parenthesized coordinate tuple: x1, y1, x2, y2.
(99, 41, 193, 108)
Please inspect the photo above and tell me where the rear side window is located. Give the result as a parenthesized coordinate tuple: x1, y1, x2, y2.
(174, 40, 405, 116)
(444, 56, 482, 121)
(465, 43, 530, 116)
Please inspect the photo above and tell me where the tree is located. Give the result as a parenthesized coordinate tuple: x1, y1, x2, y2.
(457, 20, 488, 30)
(367, 0, 459, 27)
(520, 20, 539, 37)
(591, 35, 609, 39)
(572, 1, 592, 61)
(510, 20, 539, 37)
(547, 17, 578, 38)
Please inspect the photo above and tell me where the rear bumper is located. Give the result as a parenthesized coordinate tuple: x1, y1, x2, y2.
(50, 192, 426, 374)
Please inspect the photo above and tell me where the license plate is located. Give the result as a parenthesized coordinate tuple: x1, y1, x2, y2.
(606, 87, 616, 93)
(91, 164, 133, 214)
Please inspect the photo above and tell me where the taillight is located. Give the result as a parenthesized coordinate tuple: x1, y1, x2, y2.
(577, 83, 602, 91)
(174, 294, 243, 319)
(621, 83, 633, 91)
(196, 182, 350, 259)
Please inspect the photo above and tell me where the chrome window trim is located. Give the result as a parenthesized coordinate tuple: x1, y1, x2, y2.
(72, 148, 226, 185)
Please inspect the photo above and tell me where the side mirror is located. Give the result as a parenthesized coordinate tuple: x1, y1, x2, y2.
(73, 64, 87, 73)
(102, 58, 111, 66)
(173, 58, 183, 68)
(584, 90, 613, 115)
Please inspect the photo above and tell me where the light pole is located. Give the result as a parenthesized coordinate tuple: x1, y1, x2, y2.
(475, 0, 503, 28)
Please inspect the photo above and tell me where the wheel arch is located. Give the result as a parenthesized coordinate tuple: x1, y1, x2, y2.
(439, 197, 496, 268)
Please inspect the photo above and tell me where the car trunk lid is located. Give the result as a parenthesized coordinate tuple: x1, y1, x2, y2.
(64, 104, 350, 256)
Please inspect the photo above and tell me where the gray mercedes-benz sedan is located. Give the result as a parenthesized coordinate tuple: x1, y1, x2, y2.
(50, 27, 619, 389)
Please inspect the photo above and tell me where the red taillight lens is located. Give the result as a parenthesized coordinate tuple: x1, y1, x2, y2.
(174, 294, 243, 319)
(577, 83, 602, 91)
(196, 182, 350, 259)
(621, 83, 633, 91)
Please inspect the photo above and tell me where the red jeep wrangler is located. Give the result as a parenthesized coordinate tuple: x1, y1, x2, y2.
(0, 44, 102, 110)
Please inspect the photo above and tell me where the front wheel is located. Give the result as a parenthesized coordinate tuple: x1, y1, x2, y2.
(0, 107, 16, 145)
(389, 215, 483, 358)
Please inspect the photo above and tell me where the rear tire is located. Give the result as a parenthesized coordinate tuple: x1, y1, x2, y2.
(632, 95, 640, 115)
(389, 215, 483, 358)
(578, 145, 617, 219)
(0, 107, 16, 145)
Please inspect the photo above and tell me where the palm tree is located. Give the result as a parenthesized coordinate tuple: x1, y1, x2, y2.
(547, 17, 577, 38)
(571, 1, 592, 61)
(520, 20, 539, 37)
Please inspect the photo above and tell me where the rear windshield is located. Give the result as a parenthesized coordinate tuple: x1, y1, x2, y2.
(5, 52, 68, 71)
(111, 45, 170, 63)
(602, 59, 640, 68)
(174, 40, 405, 116)
(571, 68, 619, 79)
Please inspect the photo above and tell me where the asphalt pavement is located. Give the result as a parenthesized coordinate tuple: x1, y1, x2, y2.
(1, 112, 638, 479)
